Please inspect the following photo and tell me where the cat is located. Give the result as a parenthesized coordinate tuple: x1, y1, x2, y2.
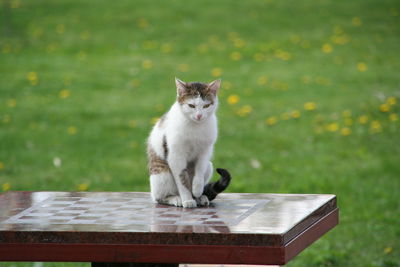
(147, 78, 231, 208)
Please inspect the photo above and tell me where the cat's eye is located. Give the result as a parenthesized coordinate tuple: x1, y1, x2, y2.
(188, 104, 196, 108)
(203, 104, 211, 108)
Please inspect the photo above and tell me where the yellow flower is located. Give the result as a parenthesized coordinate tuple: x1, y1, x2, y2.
(27, 71, 38, 85)
(208, 35, 219, 44)
(211, 68, 222, 77)
(315, 76, 331, 86)
(387, 96, 396, 105)
(258, 76, 268, 85)
(223, 81, 232, 90)
(156, 104, 164, 112)
(253, 53, 265, 62)
(227, 94, 240, 105)
(233, 38, 246, 48)
(0, 161, 4, 170)
(342, 110, 352, 117)
(178, 63, 189, 72)
(142, 59, 153, 69)
(358, 115, 368, 124)
(266, 116, 278, 126)
(131, 79, 140, 88)
(137, 18, 149, 29)
(271, 80, 289, 91)
(331, 34, 350, 45)
(390, 8, 399, 16)
(161, 43, 172, 53)
(80, 31, 90, 40)
(236, 105, 252, 117)
(2, 114, 11, 123)
(379, 103, 390, 112)
(46, 43, 57, 53)
(274, 49, 292, 60)
(281, 112, 290, 120)
(129, 141, 138, 149)
(301, 40, 310, 48)
(2, 44, 11, 54)
(384, 247, 393, 254)
(32, 28, 43, 39)
(352, 17, 362, 26)
(77, 51, 86, 60)
(357, 62, 368, 72)
(67, 126, 78, 135)
(142, 40, 157, 50)
(77, 183, 89, 191)
(230, 51, 242, 61)
(304, 102, 317, 111)
(56, 24, 65, 34)
(389, 113, 398, 122)
(322, 43, 333, 53)
(197, 44, 208, 53)
(64, 76, 72, 86)
(314, 127, 324, 134)
(330, 113, 339, 120)
(370, 120, 382, 133)
(333, 26, 344, 35)
(228, 32, 239, 40)
(314, 114, 325, 123)
(301, 75, 311, 84)
(290, 35, 301, 44)
(7, 99, 17, 108)
(11, 0, 20, 8)
(344, 118, 353, 126)
(333, 56, 344, 65)
(340, 127, 351, 136)
(2, 182, 10, 191)
(151, 117, 159, 125)
(326, 123, 339, 132)
(291, 110, 301, 119)
(59, 89, 70, 99)
(128, 120, 137, 128)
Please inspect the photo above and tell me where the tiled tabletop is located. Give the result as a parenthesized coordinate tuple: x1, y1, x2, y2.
(0, 191, 338, 265)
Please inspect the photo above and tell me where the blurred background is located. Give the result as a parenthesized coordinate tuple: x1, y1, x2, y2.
(0, 0, 399, 266)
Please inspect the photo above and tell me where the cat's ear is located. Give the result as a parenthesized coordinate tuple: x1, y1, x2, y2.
(208, 79, 221, 95)
(175, 77, 187, 96)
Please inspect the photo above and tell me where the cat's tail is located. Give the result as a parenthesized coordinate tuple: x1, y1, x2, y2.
(203, 168, 232, 201)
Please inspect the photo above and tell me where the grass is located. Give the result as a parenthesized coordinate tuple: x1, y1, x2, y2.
(1, 0, 399, 266)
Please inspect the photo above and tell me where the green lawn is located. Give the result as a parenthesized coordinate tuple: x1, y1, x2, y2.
(1, 0, 399, 266)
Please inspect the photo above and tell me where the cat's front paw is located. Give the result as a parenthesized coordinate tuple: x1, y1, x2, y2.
(196, 195, 209, 206)
(169, 196, 183, 207)
(182, 199, 197, 208)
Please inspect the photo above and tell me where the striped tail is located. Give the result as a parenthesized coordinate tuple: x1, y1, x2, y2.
(203, 168, 232, 201)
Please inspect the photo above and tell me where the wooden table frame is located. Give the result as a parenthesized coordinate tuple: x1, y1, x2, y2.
(0, 192, 339, 266)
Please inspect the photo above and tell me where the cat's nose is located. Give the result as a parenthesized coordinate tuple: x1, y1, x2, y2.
(196, 114, 202, 120)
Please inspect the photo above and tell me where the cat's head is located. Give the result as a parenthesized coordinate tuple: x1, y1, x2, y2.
(175, 78, 221, 123)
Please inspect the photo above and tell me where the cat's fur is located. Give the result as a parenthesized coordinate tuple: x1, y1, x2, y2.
(147, 78, 231, 208)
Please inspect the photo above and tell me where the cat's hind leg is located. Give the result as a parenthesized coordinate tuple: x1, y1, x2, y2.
(150, 172, 182, 207)
(196, 195, 210, 206)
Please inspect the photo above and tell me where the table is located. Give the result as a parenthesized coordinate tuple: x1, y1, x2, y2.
(0, 192, 338, 266)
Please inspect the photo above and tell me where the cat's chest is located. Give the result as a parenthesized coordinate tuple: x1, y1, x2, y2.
(169, 121, 216, 151)
(180, 127, 216, 146)
(181, 136, 213, 160)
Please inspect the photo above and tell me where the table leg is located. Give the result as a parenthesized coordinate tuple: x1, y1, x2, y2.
(92, 263, 179, 267)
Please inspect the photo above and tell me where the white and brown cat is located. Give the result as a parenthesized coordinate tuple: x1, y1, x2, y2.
(147, 78, 231, 208)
